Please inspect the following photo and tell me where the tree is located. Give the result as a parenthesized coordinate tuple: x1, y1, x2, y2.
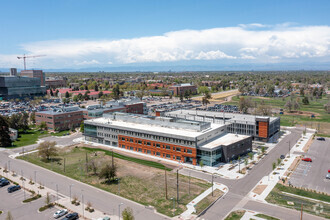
(50, 89, 54, 97)
(248, 152, 253, 161)
(99, 163, 117, 183)
(202, 91, 211, 107)
(37, 141, 58, 161)
(272, 162, 276, 170)
(244, 158, 248, 168)
(0, 115, 12, 147)
(39, 121, 47, 131)
(122, 207, 134, 220)
(94, 84, 99, 91)
(8, 113, 21, 130)
(45, 192, 51, 205)
(55, 90, 59, 97)
(199, 160, 204, 168)
(88, 160, 99, 175)
(277, 158, 282, 167)
(261, 146, 265, 155)
(98, 91, 103, 98)
(65, 91, 70, 98)
(30, 111, 36, 124)
(238, 97, 252, 114)
(19, 112, 29, 130)
(257, 102, 272, 116)
(112, 84, 121, 100)
(179, 93, 184, 102)
(80, 121, 84, 133)
(302, 96, 309, 105)
(184, 90, 191, 100)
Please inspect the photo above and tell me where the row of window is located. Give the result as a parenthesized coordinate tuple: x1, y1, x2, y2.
(120, 144, 183, 161)
(120, 137, 193, 154)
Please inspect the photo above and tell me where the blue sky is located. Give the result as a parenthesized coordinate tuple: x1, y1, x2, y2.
(1, 0, 330, 70)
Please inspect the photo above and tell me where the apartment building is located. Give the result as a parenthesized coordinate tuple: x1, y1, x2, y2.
(83, 112, 252, 166)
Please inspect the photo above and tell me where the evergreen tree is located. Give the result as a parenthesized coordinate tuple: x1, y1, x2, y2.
(0, 115, 12, 147)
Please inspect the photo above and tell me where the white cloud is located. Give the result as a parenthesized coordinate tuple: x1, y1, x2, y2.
(1, 24, 330, 68)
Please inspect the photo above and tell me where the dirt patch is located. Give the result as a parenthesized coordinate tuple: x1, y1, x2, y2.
(285, 156, 303, 178)
(253, 185, 267, 195)
(302, 135, 314, 152)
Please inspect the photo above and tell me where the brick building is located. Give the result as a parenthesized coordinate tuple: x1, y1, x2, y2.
(84, 112, 252, 166)
(169, 83, 197, 96)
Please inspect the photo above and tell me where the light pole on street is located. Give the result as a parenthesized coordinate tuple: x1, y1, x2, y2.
(81, 191, 85, 219)
(69, 184, 74, 202)
(118, 202, 124, 220)
(288, 140, 291, 157)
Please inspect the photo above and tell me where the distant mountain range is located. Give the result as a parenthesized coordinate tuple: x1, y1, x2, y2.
(0, 62, 329, 73)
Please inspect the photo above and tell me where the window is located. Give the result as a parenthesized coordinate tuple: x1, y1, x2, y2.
(138, 140, 142, 144)
(156, 152, 160, 156)
(138, 148, 142, 152)
(166, 145, 171, 150)
(147, 142, 151, 146)
(187, 149, 192, 154)
(156, 144, 160, 148)
(130, 139, 133, 143)
(121, 145, 125, 148)
(166, 154, 171, 158)
(176, 156, 181, 161)
(121, 137, 125, 141)
(130, 147, 134, 150)
(147, 150, 151, 154)
(176, 147, 181, 152)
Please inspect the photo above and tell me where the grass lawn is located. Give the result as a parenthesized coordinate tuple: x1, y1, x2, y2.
(266, 184, 330, 218)
(50, 130, 71, 137)
(194, 189, 223, 215)
(255, 213, 280, 220)
(18, 146, 212, 217)
(224, 210, 246, 220)
(12, 129, 49, 148)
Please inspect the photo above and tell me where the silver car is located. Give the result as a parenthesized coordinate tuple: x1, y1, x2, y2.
(326, 173, 330, 179)
(53, 209, 68, 219)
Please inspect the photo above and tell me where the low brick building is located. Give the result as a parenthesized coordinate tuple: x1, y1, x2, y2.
(169, 83, 197, 96)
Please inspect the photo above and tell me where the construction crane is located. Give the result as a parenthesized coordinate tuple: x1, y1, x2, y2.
(17, 54, 46, 70)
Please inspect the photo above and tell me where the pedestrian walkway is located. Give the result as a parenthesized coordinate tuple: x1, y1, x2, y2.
(248, 131, 314, 202)
(180, 182, 228, 219)
(240, 210, 265, 220)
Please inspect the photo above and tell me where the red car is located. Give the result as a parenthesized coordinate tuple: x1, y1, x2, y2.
(302, 158, 312, 162)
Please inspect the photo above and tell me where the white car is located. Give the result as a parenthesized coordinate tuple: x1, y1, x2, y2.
(326, 173, 330, 179)
(53, 209, 68, 219)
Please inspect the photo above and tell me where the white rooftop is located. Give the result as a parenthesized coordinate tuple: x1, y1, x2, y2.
(200, 133, 250, 149)
(87, 117, 224, 138)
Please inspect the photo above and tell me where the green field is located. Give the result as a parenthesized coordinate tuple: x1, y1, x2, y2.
(255, 213, 280, 220)
(12, 130, 49, 148)
(224, 210, 246, 220)
(18, 146, 213, 217)
(224, 95, 330, 134)
(266, 184, 330, 219)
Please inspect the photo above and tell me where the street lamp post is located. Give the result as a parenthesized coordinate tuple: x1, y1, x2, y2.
(288, 140, 291, 157)
(81, 193, 84, 219)
(118, 203, 124, 220)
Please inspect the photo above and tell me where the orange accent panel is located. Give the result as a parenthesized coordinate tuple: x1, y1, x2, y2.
(259, 121, 268, 138)
(118, 135, 197, 165)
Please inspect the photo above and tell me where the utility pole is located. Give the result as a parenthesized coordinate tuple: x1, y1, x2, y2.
(176, 170, 179, 204)
(165, 168, 168, 199)
(85, 152, 89, 173)
(300, 203, 303, 220)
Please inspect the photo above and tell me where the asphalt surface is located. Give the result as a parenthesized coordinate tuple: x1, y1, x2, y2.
(0, 128, 321, 220)
(290, 137, 330, 194)
(0, 183, 58, 220)
(183, 128, 308, 220)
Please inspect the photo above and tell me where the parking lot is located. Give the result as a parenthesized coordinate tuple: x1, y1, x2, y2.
(289, 137, 330, 194)
(0, 184, 58, 220)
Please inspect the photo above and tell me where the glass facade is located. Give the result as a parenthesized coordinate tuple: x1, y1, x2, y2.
(197, 148, 222, 166)
(84, 124, 97, 137)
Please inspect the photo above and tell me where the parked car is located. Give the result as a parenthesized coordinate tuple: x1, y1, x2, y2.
(317, 137, 326, 141)
(280, 155, 285, 159)
(302, 158, 312, 162)
(7, 185, 21, 193)
(326, 174, 330, 179)
(62, 212, 78, 220)
(54, 209, 68, 219)
(0, 179, 10, 187)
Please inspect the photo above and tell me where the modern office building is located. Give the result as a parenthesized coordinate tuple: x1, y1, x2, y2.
(83, 112, 252, 166)
(165, 110, 280, 142)
(169, 83, 197, 96)
(20, 70, 45, 86)
(0, 75, 46, 100)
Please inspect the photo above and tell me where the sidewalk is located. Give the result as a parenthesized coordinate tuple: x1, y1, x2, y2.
(0, 167, 114, 220)
(179, 182, 228, 219)
(248, 131, 314, 202)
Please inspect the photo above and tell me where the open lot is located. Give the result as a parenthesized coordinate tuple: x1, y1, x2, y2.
(289, 137, 330, 194)
(19, 145, 213, 217)
(0, 183, 58, 220)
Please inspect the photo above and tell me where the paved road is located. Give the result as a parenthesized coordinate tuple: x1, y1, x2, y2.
(290, 137, 330, 194)
(0, 185, 58, 220)
(190, 128, 305, 219)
